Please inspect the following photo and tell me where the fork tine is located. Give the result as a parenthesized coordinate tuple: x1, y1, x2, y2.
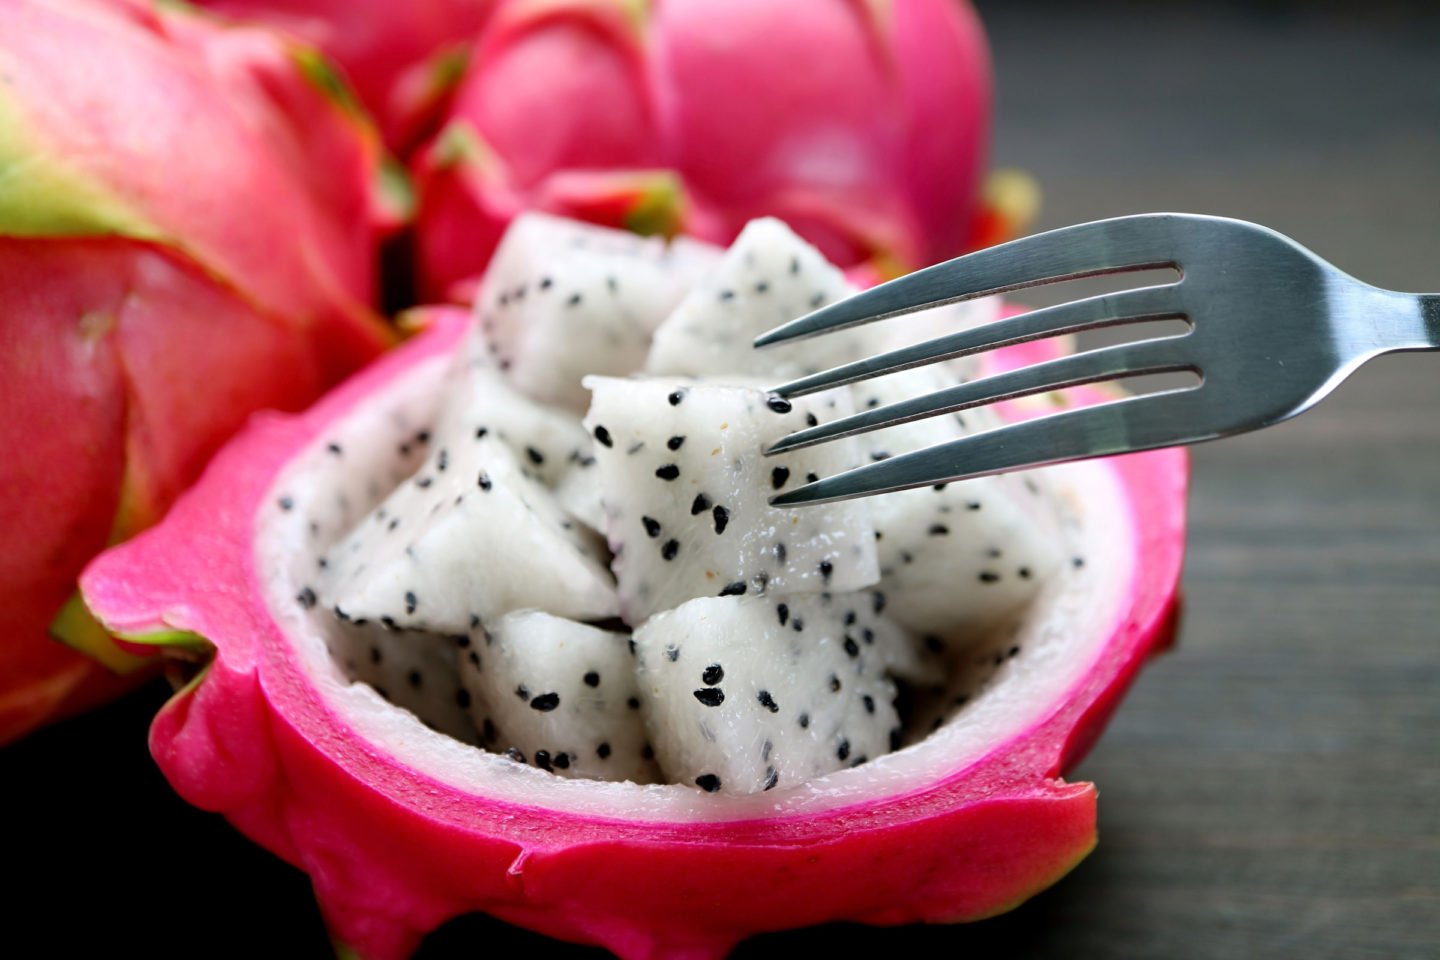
(773, 284, 1185, 398)
(753, 214, 1185, 349)
(770, 389, 1206, 507)
(766, 336, 1196, 455)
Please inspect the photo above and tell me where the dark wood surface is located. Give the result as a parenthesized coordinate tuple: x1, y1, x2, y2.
(6, 4, 1437, 957)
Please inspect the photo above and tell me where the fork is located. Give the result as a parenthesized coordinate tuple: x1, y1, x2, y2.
(754, 212, 1439, 507)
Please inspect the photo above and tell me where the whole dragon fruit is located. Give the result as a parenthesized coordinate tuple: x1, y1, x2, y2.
(193, 0, 496, 150)
(81, 216, 1187, 956)
(413, 0, 996, 300)
(0, 0, 391, 744)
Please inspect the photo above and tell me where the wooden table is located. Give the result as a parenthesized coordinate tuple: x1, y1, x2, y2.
(6, 4, 1436, 957)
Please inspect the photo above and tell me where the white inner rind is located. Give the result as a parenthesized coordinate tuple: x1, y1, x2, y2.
(259, 356, 1133, 823)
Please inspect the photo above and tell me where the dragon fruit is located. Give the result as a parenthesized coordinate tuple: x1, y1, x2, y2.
(79, 214, 1187, 956)
(458, 611, 659, 783)
(412, 0, 996, 300)
(475, 212, 721, 412)
(583, 375, 879, 622)
(193, 0, 496, 150)
(635, 593, 914, 795)
(0, 0, 391, 744)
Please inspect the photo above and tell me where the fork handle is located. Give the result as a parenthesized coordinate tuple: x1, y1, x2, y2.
(1423, 295, 1440, 349)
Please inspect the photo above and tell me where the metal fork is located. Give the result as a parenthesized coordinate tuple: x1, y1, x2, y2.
(755, 212, 1439, 507)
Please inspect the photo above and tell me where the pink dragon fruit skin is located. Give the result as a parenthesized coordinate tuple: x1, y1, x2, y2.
(413, 0, 993, 300)
(0, 0, 392, 743)
(193, 0, 496, 151)
(80, 306, 1187, 958)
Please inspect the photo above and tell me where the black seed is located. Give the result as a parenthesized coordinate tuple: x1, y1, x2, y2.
(979, 571, 1001, 583)
(526, 446, 545, 466)
(655, 464, 680, 481)
(415, 476, 433, 489)
(771, 466, 791, 489)
(966, 501, 982, 511)
(535, 750, 553, 771)
(792, 617, 805, 633)
(584, 671, 601, 688)
(628, 638, 637, 656)
(552, 752, 571, 770)
(862, 694, 875, 714)
(470, 614, 481, 629)
(762, 740, 773, 761)
(843, 636, 860, 658)
(667, 435, 686, 450)
(467, 651, 480, 667)
(806, 472, 819, 484)
(693, 688, 725, 707)
(712, 505, 730, 534)
(872, 592, 887, 615)
(317, 557, 328, 569)
(805, 412, 819, 427)
(1073, 556, 1086, 568)
(718, 289, 736, 302)
(539, 277, 553, 290)
(437, 449, 448, 472)
(597, 742, 612, 759)
(505, 747, 527, 764)
(326, 442, 343, 457)
(934, 482, 949, 492)
(416, 430, 431, 444)
(766, 395, 792, 414)
(381, 616, 397, 631)
(696, 774, 722, 793)
(665, 645, 680, 662)
(642, 516, 662, 538)
(754, 280, 770, 294)
(1018, 566, 1032, 580)
(798, 712, 811, 729)
(774, 542, 787, 564)
(387, 518, 400, 531)
(818, 560, 834, 581)
(757, 690, 779, 713)
(404, 591, 417, 614)
(924, 635, 945, 654)
(593, 425, 613, 448)
(668, 389, 686, 406)
(277, 496, 294, 511)
(928, 524, 950, 536)
(850, 756, 868, 768)
(719, 581, 747, 597)
(515, 684, 530, 701)
(690, 493, 712, 515)
(789, 256, 801, 275)
(810, 291, 826, 307)
(661, 539, 680, 561)
(626, 441, 645, 455)
(456, 688, 471, 709)
(407, 670, 422, 690)
(296, 587, 317, 610)
(628, 697, 641, 710)
(1009, 645, 1021, 658)
(369, 646, 382, 665)
(836, 739, 851, 762)
(702, 664, 724, 685)
(763, 767, 779, 791)
(530, 692, 561, 712)
(566, 293, 583, 307)
(777, 603, 789, 627)
(829, 674, 842, 693)
(870, 450, 890, 461)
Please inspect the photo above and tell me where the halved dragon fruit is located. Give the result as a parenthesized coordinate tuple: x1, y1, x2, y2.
(79, 218, 1186, 956)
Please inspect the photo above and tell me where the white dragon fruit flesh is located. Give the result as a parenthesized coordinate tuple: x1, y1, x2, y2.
(582, 376, 880, 623)
(78, 212, 1189, 959)
(319, 432, 617, 635)
(457, 611, 658, 783)
(634, 593, 913, 794)
(476, 212, 722, 413)
(850, 364, 1063, 645)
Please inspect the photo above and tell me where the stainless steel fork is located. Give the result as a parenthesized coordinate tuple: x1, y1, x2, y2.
(755, 213, 1439, 507)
